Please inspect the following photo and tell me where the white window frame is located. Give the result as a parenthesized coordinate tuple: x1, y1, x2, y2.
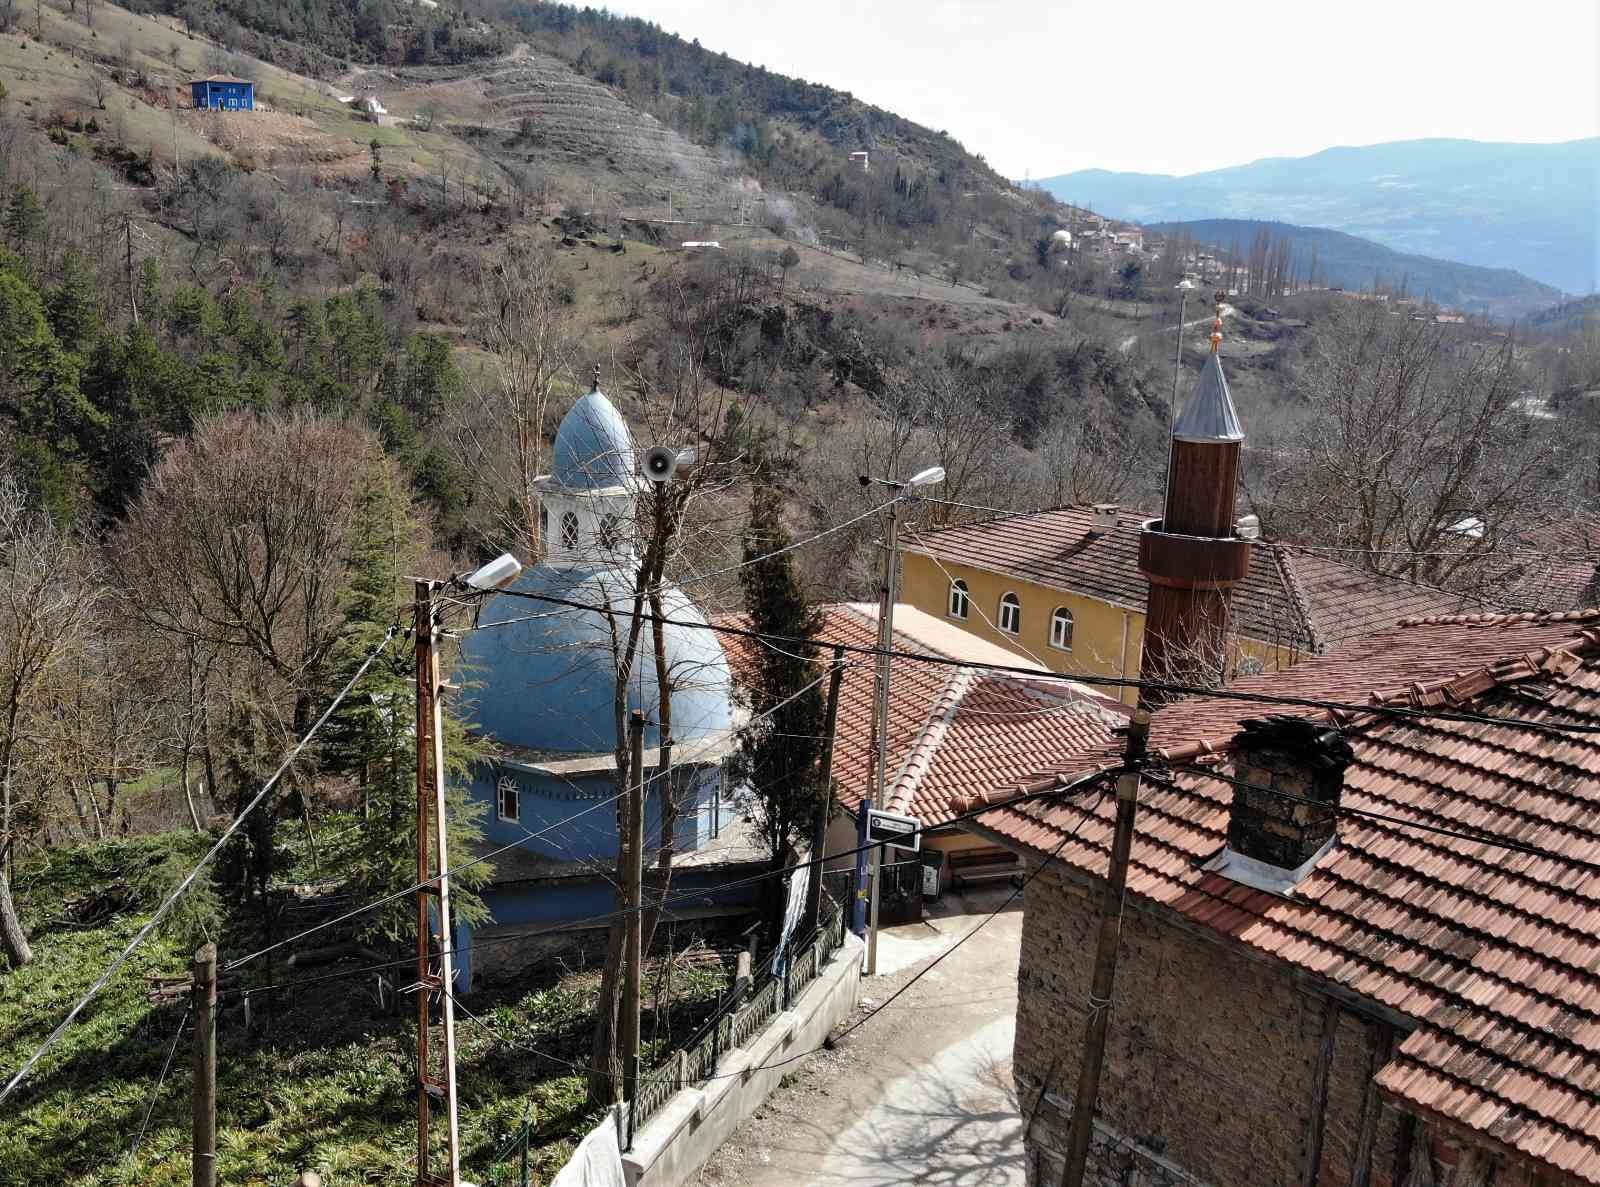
(948, 578, 970, 620)
(496, 775, 521, 823)
(998, 592, 1021, 636)
(1050, 607, 1074, 651)
(560, 511, 580, 550)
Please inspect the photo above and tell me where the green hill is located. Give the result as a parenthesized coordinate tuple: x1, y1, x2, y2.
(1151, 218, 1563, 320)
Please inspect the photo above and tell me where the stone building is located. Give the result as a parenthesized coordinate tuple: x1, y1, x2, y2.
(974, 608, 1600, 1187)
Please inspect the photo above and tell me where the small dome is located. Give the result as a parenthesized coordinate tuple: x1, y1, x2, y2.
(552, 388, 636, 491)
(1051, 229, 1073, 245)
(458, 564, 736, 756)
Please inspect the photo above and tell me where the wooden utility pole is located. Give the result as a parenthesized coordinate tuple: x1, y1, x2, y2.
(191, 943, 216, 1187)
(621, 710, 646, 1117)
(413, 580, 460, 1187)
(1060, 711, 1150, 1187)
(803, 647, 847, 940)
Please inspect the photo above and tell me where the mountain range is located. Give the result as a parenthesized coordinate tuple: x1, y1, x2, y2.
(1151, 219, 1562, 319)
(1035, 139, 1599, 296)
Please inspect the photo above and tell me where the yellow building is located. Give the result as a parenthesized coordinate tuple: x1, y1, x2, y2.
(899, 505, 1475, 706)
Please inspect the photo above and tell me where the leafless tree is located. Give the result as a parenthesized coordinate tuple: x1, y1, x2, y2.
(0, 475, 103, 967)
(451, 243, 574, 559)
(111, 412, 378, 898)
(1252, 302, 1556, 591)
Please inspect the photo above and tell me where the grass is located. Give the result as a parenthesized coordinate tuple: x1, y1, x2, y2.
(1, 832, 731, 1186)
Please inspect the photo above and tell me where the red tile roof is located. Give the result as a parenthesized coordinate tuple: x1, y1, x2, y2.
(1491, 516, 1600, 614)
(715, 604, 1122, 824)
(968, 609, 1600, 1182)
(902, 506, 1479, 655)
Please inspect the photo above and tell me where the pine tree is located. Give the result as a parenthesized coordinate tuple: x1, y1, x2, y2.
(729, 481, 826, 940)
(321, 454, 490, 942)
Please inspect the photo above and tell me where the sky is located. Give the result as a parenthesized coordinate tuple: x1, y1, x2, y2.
(604, 0, 1600, 179)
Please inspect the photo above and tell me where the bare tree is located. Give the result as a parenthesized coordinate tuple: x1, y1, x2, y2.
(111, 412, 377, 898)
(0, 475, 102, 967)
(451, 243, 574, 559)
(1253, 303, 1555, 591)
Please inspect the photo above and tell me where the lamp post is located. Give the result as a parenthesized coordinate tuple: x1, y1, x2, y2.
(858, 465, 944, 975)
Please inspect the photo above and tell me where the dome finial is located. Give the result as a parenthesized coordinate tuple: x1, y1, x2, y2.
(591, 363, 602, 392)
(1210, 290, 1225, 355)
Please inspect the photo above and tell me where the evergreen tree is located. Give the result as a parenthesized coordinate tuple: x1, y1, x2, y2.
(729, 481, 826, 939)
(45, 251, 100, 354)
(321, 454, 490, 942)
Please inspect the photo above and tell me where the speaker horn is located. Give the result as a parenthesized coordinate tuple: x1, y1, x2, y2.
(641, 445, 678, 484)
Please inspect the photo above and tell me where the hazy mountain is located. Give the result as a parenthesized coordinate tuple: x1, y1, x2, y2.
(1036, 139, 1599, 296)
(1151, 219, 1563, 319)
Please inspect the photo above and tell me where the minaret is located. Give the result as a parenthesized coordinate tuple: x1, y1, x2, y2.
(1136, 294, 1253, 705)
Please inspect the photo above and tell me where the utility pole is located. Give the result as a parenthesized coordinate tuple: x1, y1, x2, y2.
(191, 943, 216, 1187)
(621, 710, 646, 1134)
(803, 647, 847, 940)
(124, 214, 139, 325)
(1059, 711, 1149, 1187)
(864, 495, 899, 977)
(413, 580, 460, 1187)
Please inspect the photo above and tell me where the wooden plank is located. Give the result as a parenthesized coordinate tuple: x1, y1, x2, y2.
(1301, 996, 1341, 1187)
(1350, 1022, 1396, 1187)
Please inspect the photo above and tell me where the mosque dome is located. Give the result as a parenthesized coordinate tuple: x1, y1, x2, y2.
(551, 387, 636, 491)
(457, 559, 736, 756)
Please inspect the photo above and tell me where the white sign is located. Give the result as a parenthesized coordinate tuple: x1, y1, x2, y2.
(866, 808, 922, 853)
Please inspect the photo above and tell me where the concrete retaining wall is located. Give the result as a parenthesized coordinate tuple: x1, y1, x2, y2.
(622, 932, 863, 1187)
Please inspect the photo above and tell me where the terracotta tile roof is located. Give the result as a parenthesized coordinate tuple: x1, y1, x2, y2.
(1491, 516, 1600, 613)
(714, 604, 1122, 824)
(968, 608, 1600, 1182)
(902, 507, 1480, 655)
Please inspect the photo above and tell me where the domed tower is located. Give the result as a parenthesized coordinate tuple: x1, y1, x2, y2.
(1136, 296, 1253, 705)
(536, 366, 639, 567)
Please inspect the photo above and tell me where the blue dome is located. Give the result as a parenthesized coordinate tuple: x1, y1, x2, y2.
(552, 389, 636, 490)
(458, 563, 736, 755)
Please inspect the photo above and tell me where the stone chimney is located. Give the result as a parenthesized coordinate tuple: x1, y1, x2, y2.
(1089, 503, 1118, 536)
(1225, 715, 1354, 873)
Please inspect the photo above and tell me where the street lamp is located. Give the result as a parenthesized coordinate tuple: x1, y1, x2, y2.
(856, 465, 944, 975)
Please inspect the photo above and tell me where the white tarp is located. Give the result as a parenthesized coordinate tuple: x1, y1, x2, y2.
(549, 1107, 626, 1187)
(774, 864, 810, 971)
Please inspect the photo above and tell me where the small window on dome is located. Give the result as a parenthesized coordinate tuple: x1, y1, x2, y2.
(539, 505, 549, 545)
(599, 513, 622, 550)
(496, 775, 521, 823)
(560, 511, 580, 550)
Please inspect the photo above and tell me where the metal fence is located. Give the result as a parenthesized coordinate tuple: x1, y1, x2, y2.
(482, 899, 848, 1185)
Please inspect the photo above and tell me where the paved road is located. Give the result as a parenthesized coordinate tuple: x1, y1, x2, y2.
(693, 889, 1025, 1187)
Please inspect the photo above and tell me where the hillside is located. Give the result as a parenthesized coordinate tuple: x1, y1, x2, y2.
(1150, 219, 1562, 319)
(1529, 293, 1600, 335)
(1036, 138, 1599, 296)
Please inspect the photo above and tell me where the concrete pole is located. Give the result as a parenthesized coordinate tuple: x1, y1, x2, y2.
(621, 711, 646, 1122)
(1060, 711, 1150, 1187)
(191, 943, 216, 1187)
(866, 502, 900, 975)
(804, 647, 847, 940)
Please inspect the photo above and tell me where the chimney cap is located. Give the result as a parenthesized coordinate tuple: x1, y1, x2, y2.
(1172, 353, 1244, 444)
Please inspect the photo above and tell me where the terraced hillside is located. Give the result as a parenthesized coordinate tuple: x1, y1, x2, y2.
(345, 46, 731, 211)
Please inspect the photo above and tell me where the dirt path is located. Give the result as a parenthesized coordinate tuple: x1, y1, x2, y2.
(1119, 302, 1235, 354)
(692, 888, 1025, 1187)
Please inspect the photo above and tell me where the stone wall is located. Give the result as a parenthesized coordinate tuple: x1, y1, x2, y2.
(1016, 863, 1407, 1187)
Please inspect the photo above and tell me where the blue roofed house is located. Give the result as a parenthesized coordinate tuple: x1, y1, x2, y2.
(189, 76, 254, 111)
(451, 377, 763, 990)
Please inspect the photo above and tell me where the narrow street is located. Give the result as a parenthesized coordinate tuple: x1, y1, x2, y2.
(693, 887, 1026, 1187)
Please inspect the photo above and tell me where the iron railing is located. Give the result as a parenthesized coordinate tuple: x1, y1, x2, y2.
(480, 898, 847, 1183)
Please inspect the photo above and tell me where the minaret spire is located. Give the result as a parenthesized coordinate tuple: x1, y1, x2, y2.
(1136, 291, 1252, 704)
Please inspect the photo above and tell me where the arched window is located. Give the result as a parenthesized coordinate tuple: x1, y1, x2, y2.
(496, 775, 521, 823)
(998, 592, 1021, 636)
(948, 579, 970, 620)
(1049, 607, 1074, 651)
(598, 513, 622, 551)
(539, 504, 549, 545)
(560, 511, 580, 550)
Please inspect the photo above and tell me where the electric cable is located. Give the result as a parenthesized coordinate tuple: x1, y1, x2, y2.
(225, 666, 838, 973)
(0, 624, 401, 1109)
(477, 585, 1600, 736)
(447, 776, 1108, 1087)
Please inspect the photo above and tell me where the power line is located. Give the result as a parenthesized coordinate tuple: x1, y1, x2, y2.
(0, 625, 401, 1109)
(448, 779, 1107, 1088)
(125, 1005, 190, 1168)
(1160, 760, 1600, 879)
(215, 772, 1109, 1002)
(479, 586, 1600, 737)
(225, 666, 838, 973)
